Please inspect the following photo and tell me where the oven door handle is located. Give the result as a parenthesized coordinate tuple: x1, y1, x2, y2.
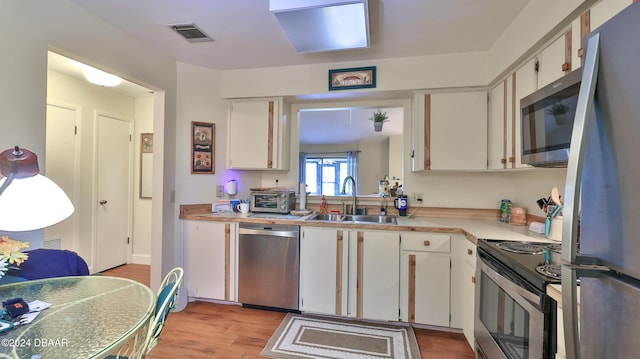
(479, 260, 543, 308)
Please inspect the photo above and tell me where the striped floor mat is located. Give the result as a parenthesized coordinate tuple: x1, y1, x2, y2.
(260, 313, 421, 359)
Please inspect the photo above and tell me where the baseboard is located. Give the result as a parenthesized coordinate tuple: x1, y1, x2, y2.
(131, 254, 151, 265)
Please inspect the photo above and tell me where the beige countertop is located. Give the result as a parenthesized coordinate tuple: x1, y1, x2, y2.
(547, 283, 580, 307)
(180, 204, 552, 245)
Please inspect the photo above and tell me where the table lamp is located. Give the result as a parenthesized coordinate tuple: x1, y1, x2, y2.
(0, 146, 74, 231)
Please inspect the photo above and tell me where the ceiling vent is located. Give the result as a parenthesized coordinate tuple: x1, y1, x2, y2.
(168, 23, 213, 43)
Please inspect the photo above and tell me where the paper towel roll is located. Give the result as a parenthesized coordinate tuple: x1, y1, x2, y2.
(299, 182, 307, 210)
(548, 216, 563, 241)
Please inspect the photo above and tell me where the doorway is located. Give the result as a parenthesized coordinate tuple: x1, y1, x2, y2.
(46, 51, 155, 273)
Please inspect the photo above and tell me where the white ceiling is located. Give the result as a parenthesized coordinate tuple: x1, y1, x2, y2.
(50, 0, 531, 144)
(67, 0, 530, 71)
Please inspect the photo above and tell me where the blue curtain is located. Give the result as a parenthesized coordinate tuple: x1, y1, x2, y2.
(298, 152, 307, 183)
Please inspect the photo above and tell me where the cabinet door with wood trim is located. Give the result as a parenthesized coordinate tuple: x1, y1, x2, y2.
(537, 34, 568, 89)
(399, 232, 451, 327)
(487, 81, 508, 170)
(227, 98, 288, 170)
(513, 58, 537, 169)
(348, 230, 400, 322)
(299, 227, 348, 316)
(450, 236, 477, 348)
(183, 220, 236, 301)
(411, 91, 487, 171)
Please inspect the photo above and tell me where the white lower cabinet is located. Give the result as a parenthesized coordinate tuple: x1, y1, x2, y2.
(351, 230, 401, 322)
(299, 227, 348, 316)
(556, 302, 566, 359)
(299, 227, 400, 322)
(183, 220, 237, 301)
(400, 232, 451, 327)
(450, 237, 477, 348)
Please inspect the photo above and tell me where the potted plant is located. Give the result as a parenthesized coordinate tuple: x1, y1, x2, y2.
(370, 109, 389, 132)
(546, 102, 571, 125)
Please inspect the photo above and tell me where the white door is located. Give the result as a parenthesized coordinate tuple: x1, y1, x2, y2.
(95, 114, 131, 272)
(45, 104, 78, 251)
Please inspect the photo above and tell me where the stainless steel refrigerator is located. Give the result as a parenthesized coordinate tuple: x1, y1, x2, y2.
(561, 3, 640, 359)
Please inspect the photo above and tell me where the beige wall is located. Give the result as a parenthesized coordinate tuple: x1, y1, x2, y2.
(1, 0, 177, 289)
(133, 97, 154, 264)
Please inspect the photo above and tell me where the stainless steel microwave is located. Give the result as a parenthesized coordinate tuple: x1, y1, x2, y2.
(250, 190, 296, 214)
(520, 69, 582, 167)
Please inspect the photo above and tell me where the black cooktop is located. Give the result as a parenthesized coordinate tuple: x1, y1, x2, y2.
(478, 239, 561, 291)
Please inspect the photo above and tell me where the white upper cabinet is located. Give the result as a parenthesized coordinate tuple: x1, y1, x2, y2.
(537, 34, 568, 89)
(513, 58, 537, 169)
(488, 57, 536, 171)
(227, 97, 289, 170)
(487, 81, 509, 170)
(411, 91, 488, 171)
(573, 1, 632, 71)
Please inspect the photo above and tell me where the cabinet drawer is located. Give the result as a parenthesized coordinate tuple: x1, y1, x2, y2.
(401, 233, 450, 253)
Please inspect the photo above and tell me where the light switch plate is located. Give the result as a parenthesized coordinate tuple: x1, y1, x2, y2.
(216, 185, 224, 197)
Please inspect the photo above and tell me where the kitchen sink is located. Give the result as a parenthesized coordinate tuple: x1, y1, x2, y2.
(307, 213, 397, 225)
(307, 213, 344, 222)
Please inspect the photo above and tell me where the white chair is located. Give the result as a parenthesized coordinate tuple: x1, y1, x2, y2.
(108, 267, 185, 359)
(142, 267, 184, 355)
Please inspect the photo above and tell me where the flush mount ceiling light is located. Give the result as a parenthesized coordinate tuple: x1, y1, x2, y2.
(269, 0, 370, 53)
(83, 66, 122, 87)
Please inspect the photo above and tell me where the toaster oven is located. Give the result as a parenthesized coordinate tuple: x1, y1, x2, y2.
(250, 190, 296, 214)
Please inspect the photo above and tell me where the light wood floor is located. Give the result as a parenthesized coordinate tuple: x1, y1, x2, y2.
(102, 264, 475, 359)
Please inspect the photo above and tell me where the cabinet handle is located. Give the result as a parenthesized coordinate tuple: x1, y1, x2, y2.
(562, 63, 571, 72)
(423, 240, 430, 246)
(467, 249, 473, 256)
(500, 158, 506, 164)
(509, 156, 515, 163)
(471, 276, 476, 284)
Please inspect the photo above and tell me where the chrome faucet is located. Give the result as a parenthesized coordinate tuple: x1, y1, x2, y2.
(341, 176, 357, 215)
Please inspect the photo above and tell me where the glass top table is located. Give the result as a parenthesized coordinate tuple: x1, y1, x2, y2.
(0, 276, 155, 359)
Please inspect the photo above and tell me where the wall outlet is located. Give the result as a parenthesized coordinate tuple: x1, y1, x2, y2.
(411, 192, 423, 203)
(216, 185, 224, 197)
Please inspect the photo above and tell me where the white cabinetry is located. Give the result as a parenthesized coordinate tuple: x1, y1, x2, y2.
(227, 97, 289, 170)
(412, 91, 487, 171)
(399, 232, 451, 327)
(299, 227, 348, 316)
(350, 230, 400, 322)
(488, 58, 536, 171)
(572, 1, 631, 71)
(183, 220, 237, 301)
(487, 81, 509, 170)
(556, 301, 566, 359)
(537, 34, 568, 89)
(300, 228, 399, 322)
(450, 237, 477, 348)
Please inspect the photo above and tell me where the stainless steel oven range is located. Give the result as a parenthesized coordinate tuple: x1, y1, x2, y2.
(475, 239, 561, 359)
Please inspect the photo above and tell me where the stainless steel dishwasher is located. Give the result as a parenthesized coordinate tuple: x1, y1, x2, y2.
(238, 223, 300, 310)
